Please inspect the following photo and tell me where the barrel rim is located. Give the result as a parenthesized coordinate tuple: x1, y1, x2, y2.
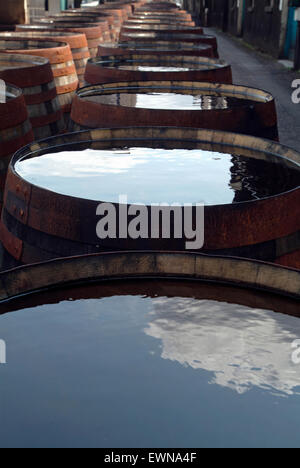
(0, 251, 299, 303)
(12, 30, 88, 38)
(0, 35, 69, 49)
(88, 53, 229, 69)
(98, 41, 213, 51)
(76, 80, 276, 106)
(0, 53, 49, 68)
(9, 126, 300, 207)
(18, 23, 102, 31)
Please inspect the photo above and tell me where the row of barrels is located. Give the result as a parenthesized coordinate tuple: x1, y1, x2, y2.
(0, 0, 299, 279)
(0, 2, 143, 209)
(0, 0, 147, 136)
(0, 3, 299, 384)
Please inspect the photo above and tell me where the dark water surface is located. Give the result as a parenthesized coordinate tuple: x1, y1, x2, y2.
(105, 62, 208, 72)
(0, 280, 300, 448)
(15, 147, 299, 205)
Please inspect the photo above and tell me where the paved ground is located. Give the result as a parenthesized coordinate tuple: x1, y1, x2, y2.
(206, 27, 300, 151)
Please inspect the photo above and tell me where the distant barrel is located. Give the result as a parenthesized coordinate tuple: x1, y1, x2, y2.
(84, 54, 232, 85)
(0, 35, 78, 117)
(4, 30, 89, 87)
(0, 53, 65, 139)
(70, 81, 278, 140)
(56, 8, 123, 39)
(35, 14, 112, 44)
(17, 23, 104, 59)
(1, 127, 299, 268)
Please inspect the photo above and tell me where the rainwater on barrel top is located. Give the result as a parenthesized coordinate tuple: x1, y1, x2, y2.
(0, 280, 300, 448)
(15, 147, 299, 205)
(84, 90, 260, 110)
(104, 59, 217, 71)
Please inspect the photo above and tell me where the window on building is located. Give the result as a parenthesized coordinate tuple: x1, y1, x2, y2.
(248, 0, 255, 13)
(265, 0, 275, 12)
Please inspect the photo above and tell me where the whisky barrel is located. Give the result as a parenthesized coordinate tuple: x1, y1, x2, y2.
(58, 10, 117, 40)
(1, 127, 299, 268)
(97, 4, 131, 21)
(0, 84, 33, 210)
(70, 81, 278, 140)
(0, 36, 78, 116)
(37, 14, 112, 42)
(84, 55, 232, 85)
(0, 252, 299, 447)
(0, 54, 65, 140)
(17, 23, 104, 59)
(59, 8, 122, 40)
(97, 41, 214, 58)
(12, 30, 90, 87)
(120, 32, 219, 57)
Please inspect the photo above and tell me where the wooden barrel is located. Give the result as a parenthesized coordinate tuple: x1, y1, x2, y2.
(0, 36, 78, 116)
(84, 54, 232, 85)
(57, 8, 122, 40)
(0, 251, 299, 450)
(12, 30, 90, 87)
(70, 81, 278, 140)
(17, 23, 104, 59)
(100, 2, 134, 18)
(97, 41, 214, 58)
(0, 252, 299, 303)
(120, 25, 204, 37)
(0, 83, 34, 211)
(0, 54, 65, 140)
(97, 4, 131, 21)
(54, 10, 116, 41)
(36, 14, 112, 42)
(120, 32, 219, 57)
(1, 127, 299, 268)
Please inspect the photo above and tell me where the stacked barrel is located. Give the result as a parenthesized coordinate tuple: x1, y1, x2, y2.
(0, 0, 299, 275)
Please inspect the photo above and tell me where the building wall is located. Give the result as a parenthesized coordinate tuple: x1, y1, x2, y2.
(26, 0, 61, 21)
(0, 0, 26, 24)
(184, 0, 289, 59)
(243, 0, 284, 58)
(0, 0, 61, 25)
